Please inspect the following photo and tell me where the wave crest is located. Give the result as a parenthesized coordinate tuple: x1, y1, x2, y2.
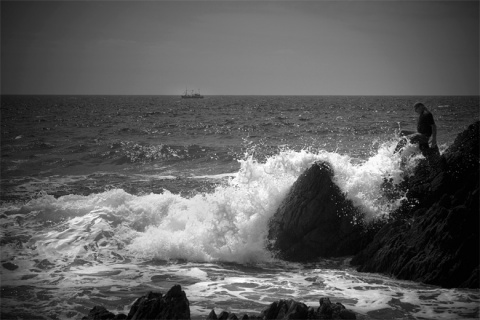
(2, 141, 418, 264)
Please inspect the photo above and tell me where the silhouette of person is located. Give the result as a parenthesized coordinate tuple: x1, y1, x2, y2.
(394, 102, 440, 161)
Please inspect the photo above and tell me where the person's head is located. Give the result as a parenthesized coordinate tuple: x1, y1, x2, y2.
(413, 102, 426, 114)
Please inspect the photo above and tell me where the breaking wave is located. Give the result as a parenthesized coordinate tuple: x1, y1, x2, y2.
(1, 140, 420, 265)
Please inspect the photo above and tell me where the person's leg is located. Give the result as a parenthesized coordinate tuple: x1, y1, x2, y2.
(410, 134, 442, 166)
(423, 144, 441, 166)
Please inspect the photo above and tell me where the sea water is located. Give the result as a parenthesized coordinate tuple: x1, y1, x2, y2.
(1, 95, 479, 319)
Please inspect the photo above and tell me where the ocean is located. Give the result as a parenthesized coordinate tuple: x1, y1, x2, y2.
(1, 95, 479, 319)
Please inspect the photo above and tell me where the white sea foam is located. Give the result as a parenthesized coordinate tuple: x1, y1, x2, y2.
(2, 143, 418, 264)
(127, 143, 415, 263)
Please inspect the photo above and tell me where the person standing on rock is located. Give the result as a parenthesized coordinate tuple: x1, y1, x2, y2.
(394, 102, 440, 161)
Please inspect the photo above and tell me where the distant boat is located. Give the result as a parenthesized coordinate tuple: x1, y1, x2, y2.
(181, 88, 204, 99)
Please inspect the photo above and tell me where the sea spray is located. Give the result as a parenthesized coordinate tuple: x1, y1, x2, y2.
(323, 140, 407, 221)
(128, 153, 304, 263)
(128, 149, 341, 263)
(1, 142, 416, 267)
(128, 143, 413, 262)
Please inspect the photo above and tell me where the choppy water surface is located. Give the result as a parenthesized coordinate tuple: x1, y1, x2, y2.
(1, 95, 479, 319)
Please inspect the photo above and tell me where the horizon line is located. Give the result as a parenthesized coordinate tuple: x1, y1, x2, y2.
(2, 93, 479, 97)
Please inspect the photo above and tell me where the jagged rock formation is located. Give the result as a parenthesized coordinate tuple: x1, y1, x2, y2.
(127, 285, 190, 320)
(266, 121, 479, 288)
(82, 285, 357, 319)
(351, 121, 479, 288)
(82, 284, 189, 320)
(267, 161, 369, 261)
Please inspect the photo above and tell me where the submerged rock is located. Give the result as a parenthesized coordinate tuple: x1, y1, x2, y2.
(351, 121, 479, 288)
(2, 262, 19, 271)
(267, 161, 369, 261)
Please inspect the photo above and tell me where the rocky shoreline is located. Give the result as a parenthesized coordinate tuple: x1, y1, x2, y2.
(83, 122, 478, 319)
(270, 121, 479, 288)
(351, 121, 479, 288)
(82, 284, 358, 320)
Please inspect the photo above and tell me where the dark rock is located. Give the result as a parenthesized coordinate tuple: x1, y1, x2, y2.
(218, 311, 230, 320)
(402, 121, 478, 211)
(82, 285, 189, 320)
(207, 309, 218, 319)
(252, 297, 356, 319)
(261, 299, 310, 319)
(351, 121, 480, 288)
(81, 306, 116, 320)
(126, 292, 162, 320)
(84, 286, 356, 320)
(127, 284, 190, 320)
(268, 161, 369, 261)
(227, 313, 238, 320)
(2, 262, 19, 271)
(208, 310, 259, 320)
(338, 309, 356, 319)
(317, 297, 355, 319)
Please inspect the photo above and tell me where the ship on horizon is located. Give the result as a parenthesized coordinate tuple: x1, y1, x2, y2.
(181, 88, 204, 99)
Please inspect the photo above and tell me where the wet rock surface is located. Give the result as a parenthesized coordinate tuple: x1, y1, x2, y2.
(82, 284, 189, 320)
(266, 121, 479, 288)
(267, 161, 369, 261)
(351, 121, 479, 288)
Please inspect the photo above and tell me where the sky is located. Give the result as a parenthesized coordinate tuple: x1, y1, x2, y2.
(1, 0, 479, 96)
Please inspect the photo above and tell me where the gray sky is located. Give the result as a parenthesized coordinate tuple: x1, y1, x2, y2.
(1, 1, 478, 95)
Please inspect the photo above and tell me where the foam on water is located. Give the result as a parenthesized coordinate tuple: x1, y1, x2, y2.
(8, 144, 466, 317)
(126, 141, 415, 263)
(2, 144, 415, 266)
(181, 261, 479, 319)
